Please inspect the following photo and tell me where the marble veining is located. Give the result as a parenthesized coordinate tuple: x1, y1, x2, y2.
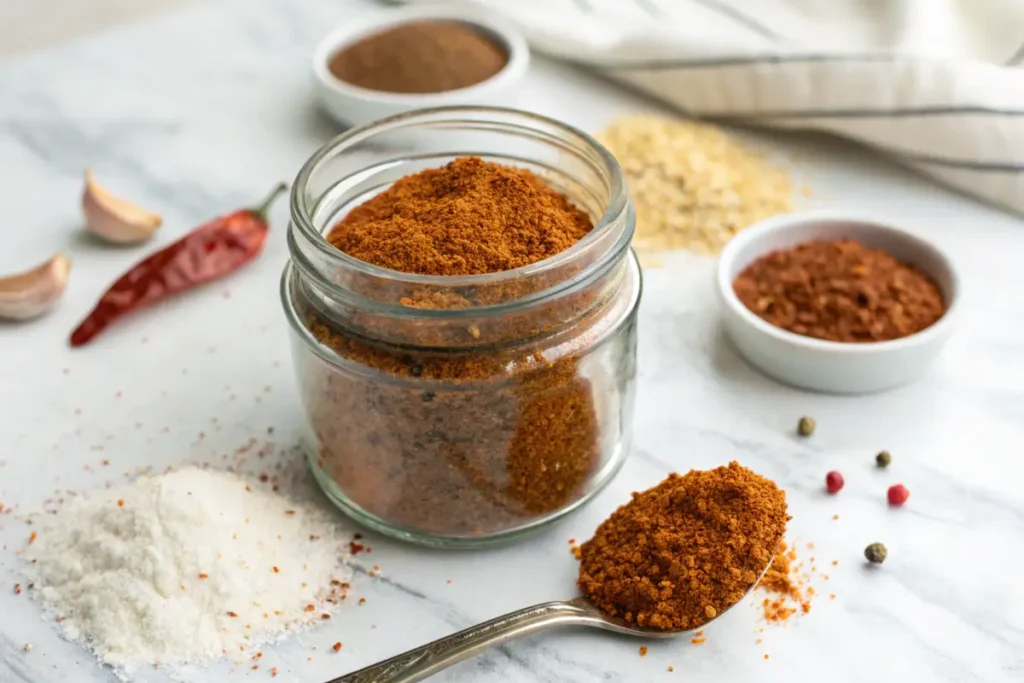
(1, 0, 1023, 681)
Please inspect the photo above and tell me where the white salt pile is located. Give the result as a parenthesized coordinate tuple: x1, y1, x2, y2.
(24, 466, 351, 672)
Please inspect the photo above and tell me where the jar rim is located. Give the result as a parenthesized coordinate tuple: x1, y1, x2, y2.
(288, 105, 629, 289)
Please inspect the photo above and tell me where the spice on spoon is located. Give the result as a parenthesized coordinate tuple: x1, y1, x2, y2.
(328, 21, 508, 94)
(69, 183, 287, 347)
(578, 462, 789, 630)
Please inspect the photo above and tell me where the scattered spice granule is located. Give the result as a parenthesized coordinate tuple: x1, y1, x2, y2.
(271, 667, 278, 677)
(333, 642, 342, 652)
(321, 614, 331, 620)
(691, 637, 706, 645)
(832, 560, 838, 566)
(825, 471, 844, 494)
(570, 544, 581, 559)
(639, 646, 648, 657)
(756, 541, 813, 623)
(764, 654, 770, 660)
(28, 532, 37, 543)
(14, 583, 22, 595)
(304, 604, 315, 612)
(756, 638, 762, 644)
(254, 652, 263, 659)
(285, 510, 296, 516)
(227, 612, 238, 618)
(830, 594, 836, 600)
(832, 514, 839, 520)
(252, 664, 259, 670)
(117, 500, 125, 507)
(667, 666, 674, 672)
(349, 541, 365, 555)
(358, 598, 366, 605)
(446, 579, 452, 584)
(568, 538, 576, 544)
(272, 566, 279, 573)
(198, 573, 209, 579)
(23, 643, 32, 652)
(102, 460, 109, 466)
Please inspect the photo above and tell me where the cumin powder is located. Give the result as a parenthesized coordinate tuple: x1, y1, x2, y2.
(328, 21, 508, 94)
(302, 157, 631, 537)
(578, 462, 789, 630)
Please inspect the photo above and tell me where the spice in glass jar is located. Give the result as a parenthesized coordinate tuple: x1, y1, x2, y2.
(733, 240, 945, 342)
(328, 21, 508, 94)
(299, 156, 636, 540)
(577, 462, 789, 630)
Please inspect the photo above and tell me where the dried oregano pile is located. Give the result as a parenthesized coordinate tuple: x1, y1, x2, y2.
(597, 114, 793, 255)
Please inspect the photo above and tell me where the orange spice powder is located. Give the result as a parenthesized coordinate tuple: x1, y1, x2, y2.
(756, 541, 814, 622)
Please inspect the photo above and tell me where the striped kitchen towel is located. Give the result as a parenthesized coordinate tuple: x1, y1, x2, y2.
(390, 0, 1024, 216)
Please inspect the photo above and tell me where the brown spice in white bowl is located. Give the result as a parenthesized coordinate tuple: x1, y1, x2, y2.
(328, 21, 508, 94)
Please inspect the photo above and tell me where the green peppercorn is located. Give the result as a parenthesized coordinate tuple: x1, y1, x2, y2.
(864, 542, 887, 564)
(875, 450, 892, 468)
(797, 416, 816, 437)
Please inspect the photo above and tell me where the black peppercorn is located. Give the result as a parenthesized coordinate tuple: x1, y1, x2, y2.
(875, 450, 892, 468)
(864, 542, 887, 564)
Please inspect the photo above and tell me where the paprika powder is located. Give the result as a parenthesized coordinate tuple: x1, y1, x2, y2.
(732, 239, 945, 343)
(283, 110, 639, 546)
(578, 462, 789, 630)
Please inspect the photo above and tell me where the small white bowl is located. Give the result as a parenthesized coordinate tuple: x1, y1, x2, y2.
(313, 6, 530, 127)
(716, 211, 959, 394)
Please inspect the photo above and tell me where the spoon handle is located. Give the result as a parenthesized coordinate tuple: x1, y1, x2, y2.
(328, 600, 590, 683)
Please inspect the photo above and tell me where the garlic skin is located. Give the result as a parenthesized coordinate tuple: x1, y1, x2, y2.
(82, 169, 162, 244)
(0, 253, 72, 321)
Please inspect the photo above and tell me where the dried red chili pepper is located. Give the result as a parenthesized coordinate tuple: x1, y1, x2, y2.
(70, 183, 287, 347)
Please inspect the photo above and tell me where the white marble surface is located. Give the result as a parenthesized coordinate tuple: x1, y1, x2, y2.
(1, 1, 1023, 681)
(0, 0, 191, 58)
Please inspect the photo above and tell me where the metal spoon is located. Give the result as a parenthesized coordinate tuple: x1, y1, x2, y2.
(330, 563, 771, 683)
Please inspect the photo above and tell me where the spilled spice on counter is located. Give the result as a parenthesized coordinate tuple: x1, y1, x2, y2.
(305, 157, 623, 537)
(597, 114, 793, 255)
(733, 240, 945, 342)
(578, 462, 789, 630)
(756, 541, 814, 623)
(328, 21, 508, 94)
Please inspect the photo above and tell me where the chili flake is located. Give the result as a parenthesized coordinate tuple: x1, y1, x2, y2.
(639, 646, 648, 657)
(332, 642, 342, 652)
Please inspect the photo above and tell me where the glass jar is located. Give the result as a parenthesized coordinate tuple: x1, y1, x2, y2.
(282, 107, 641, 548)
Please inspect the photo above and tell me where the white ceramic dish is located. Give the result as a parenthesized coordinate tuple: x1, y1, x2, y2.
(716, 211, 959, 394)
(312, 5, 529, 127)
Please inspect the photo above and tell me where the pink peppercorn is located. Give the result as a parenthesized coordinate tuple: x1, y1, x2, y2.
(825, 471, 844, 494)
(887, 484, 910, 506)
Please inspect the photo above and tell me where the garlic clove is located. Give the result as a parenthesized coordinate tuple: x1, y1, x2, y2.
(82, 168, 162, 244)
(0, 253, 72, 321)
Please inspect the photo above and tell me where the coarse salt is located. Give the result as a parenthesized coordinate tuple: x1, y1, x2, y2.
(24, 466, 352, 673)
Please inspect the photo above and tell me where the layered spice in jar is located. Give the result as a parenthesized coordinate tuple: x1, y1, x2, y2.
(283, 111, 639, 546)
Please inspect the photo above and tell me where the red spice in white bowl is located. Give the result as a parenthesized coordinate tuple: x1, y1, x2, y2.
(716, 211, 958, 394)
